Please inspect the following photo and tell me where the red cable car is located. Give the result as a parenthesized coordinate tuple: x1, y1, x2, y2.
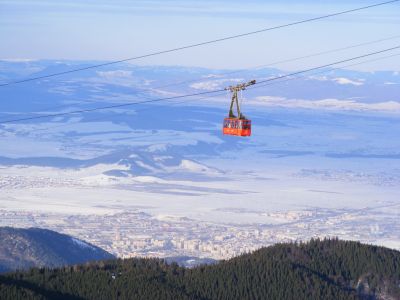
(222, 80, 255, 137)
(223, 118, 251, 136)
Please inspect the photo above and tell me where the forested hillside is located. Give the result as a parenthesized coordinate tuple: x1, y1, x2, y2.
(1, 239, 399, 300)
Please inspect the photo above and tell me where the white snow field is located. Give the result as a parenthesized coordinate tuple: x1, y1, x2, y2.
(0, 61, 399, 255)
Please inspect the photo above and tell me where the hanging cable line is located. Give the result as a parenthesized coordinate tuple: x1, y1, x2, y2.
(32, 91, 227, 133)
(0, 90, 221, 124)
(1, 45, 399, 125)
(3, 34, 399, 123)
(24, 51, 400, 136)
(250, 52, 400, 91)
(154, 34, 400, 90)
(254, 46, 400, 86)
(0, 0, 398, 88)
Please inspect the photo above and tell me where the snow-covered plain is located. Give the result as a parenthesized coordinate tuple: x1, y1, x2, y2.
(0, 60, 400, 249)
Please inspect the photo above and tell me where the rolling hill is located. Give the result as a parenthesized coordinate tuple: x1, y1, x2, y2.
(0, 227, 114, 273)
(1, 238, 399, 299)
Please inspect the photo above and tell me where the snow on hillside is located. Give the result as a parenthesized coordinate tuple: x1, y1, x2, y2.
(332, 77, 364, 86)
(71, 237, 96, 251)
(0, 60, 399, 226)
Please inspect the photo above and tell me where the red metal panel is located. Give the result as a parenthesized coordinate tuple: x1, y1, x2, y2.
(223, 118, 251, 136)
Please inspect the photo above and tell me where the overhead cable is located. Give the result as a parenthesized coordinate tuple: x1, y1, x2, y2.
(3, 34, 400, 121)
(0, 0, 398, 87)
(1, 45, 399, 125)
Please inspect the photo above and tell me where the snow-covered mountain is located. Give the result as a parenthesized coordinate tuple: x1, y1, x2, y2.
(0, 60, 399, 224)
(0, 227, 114, 273)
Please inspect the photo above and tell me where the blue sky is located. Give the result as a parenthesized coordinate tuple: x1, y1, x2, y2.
(1, 0, 399, 70)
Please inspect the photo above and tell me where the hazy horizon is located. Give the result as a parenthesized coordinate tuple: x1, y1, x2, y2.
(1, 0, 400, 71)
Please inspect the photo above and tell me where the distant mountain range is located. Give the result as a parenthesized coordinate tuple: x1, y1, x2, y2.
(0, 227, 114, 273)
(1, 60, 399, 115)
(1, 238, 399, 299)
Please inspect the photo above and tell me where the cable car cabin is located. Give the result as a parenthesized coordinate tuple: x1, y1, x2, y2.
(223, 118, 251, 137)
(223, 80, 255, 137)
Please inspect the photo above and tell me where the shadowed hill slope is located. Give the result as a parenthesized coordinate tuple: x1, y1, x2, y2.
(0, 227, 114, 273)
